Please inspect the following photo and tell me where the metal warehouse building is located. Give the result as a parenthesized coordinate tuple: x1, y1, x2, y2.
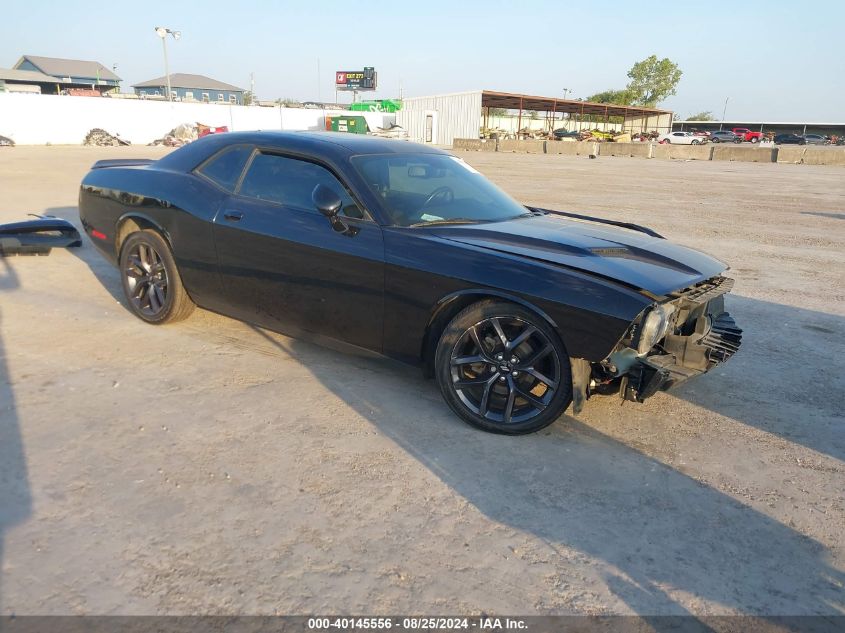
(397, 90, 673, 145)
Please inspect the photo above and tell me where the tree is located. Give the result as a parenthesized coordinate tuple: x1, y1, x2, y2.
(686, 111, 715, 121)
(586, 56, 682, 108)
(625, 55, 682, 107)
(487, 107, 507, 117)
(585, 88, 634, 106)
(243, 90, 254, 106)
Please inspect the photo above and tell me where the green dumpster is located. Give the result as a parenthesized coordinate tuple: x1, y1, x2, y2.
(327, 115, 369, 134)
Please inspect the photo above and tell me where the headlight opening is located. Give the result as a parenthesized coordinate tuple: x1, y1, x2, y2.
(636, 303, 676, 355)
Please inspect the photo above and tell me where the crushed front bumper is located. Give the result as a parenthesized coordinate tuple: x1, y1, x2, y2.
(621, 310, 742, 402)
(608, 277, 743, 403)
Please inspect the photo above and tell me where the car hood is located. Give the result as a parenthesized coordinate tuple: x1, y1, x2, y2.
(428, 215, 727, 296)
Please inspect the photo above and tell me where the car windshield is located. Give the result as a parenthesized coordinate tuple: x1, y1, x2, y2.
(351, 153, 530, 227)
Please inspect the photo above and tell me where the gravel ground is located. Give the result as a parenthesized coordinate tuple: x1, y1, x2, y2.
(0, 146, 843, 616)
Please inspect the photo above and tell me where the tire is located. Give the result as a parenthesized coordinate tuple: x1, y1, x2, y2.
(665, 138, 671, 144)
(691, 139, 700, 145)
(434, 300, 573, 434)
(712, 138, 720, 143)
(119, 230, 195, 324)
(750, 137, 759, 143)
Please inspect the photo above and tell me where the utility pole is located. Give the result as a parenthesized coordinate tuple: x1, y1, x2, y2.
(720, 96, 729, 131)
(154, 27, 181, 101)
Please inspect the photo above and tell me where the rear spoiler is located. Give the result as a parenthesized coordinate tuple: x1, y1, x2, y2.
(527, 206, 664, 239)
(91, 158, 155, 170)
(0, 217, 82, 256)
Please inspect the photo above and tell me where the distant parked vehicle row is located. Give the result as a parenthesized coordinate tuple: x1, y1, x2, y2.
(675, 129, 840, 146)
(709, 130, 743, 144)
(773, 133, 831, 145)
(731, 128, 763, 143)
(657, 131, 705, 145)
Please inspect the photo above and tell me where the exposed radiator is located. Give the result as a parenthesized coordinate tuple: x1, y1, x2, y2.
(702, 312, 743, 364)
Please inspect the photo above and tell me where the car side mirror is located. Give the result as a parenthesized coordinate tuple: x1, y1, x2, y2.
(312, 184, 342, 218)
(311, 184, 358, 236)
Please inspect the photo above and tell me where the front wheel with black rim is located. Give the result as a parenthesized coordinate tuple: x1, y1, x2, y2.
(119, 230, 195, 324)
(435, 300, 573, 434)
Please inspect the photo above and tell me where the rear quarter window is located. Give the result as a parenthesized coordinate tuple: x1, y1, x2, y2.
(196, 145, 253, 192)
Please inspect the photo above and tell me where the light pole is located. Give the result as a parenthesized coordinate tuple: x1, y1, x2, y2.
(562, 88, 571, 100)
(720, 96, 729, 131)
(154, 26, 181, 101)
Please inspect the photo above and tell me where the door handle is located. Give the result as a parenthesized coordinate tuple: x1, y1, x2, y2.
(223, 211, 244, 222)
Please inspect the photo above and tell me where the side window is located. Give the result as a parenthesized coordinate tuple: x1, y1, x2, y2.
(196, 145, 253, 192)
(238, 153, 363, 218)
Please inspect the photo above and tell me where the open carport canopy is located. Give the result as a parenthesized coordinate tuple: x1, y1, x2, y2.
(481, 90, 671, 119)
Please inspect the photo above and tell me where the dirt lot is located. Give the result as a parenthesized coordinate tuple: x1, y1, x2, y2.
(0, 146, 843, 616)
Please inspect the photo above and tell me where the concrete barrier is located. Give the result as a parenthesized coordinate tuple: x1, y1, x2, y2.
(776, 147, 806, 164)
(452, 138, 483, 151)
(498, 139, 545, 153)
(545, 140, 579, 155)
(711, 145, 777, 163)
(452, 138, 499, 152)
(599, 142, 652, 158)
(651, 144, 713, 161)
(575, 141, 599, 156)
(801, 148, 845, 166)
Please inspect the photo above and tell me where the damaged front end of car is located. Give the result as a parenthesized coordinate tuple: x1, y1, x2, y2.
(0, 217, 82, 256)
(574, 276, 742, 410)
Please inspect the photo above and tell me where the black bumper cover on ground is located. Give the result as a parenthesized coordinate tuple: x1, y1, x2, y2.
(0, 217, 82, 256)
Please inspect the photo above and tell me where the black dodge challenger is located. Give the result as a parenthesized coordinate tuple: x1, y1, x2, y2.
(79, 131, 741, 434)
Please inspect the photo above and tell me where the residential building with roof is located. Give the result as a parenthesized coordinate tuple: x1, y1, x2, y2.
(0, 68, 64, 94)
(12, 55, 121, 94)
(132, 73, 245, 104)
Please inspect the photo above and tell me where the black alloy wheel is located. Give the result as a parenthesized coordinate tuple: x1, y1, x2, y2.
(119, 230, 195, 324)
(435, 301, 572, 434)
(125, 241, 168, 316)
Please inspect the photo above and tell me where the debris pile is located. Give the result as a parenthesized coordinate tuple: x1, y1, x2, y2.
(148, 122, 228, 146)
(369, 124, 409, 140)
(83, 128, 129, 146)
(0, 135, 14, 147)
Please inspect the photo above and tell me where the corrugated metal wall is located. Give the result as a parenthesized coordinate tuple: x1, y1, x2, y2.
(397, 91, 482, 145)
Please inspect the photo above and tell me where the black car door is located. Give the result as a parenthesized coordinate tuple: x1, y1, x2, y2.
(212, 150, 385, 352)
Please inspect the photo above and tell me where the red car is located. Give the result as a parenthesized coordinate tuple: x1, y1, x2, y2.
(732, 128, 763, 143)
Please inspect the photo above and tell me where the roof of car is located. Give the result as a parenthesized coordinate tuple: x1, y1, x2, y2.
(157, 130, 448, 172)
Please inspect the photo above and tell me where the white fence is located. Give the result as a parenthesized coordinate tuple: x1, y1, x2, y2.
(0, 93, 394, 145)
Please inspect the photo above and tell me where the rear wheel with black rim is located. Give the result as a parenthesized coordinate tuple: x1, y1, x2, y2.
(119, 230, 194, 324)
(435, 300, 573, 434)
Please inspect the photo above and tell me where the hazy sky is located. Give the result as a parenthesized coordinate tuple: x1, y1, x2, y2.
(3, 0, 843, 120)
